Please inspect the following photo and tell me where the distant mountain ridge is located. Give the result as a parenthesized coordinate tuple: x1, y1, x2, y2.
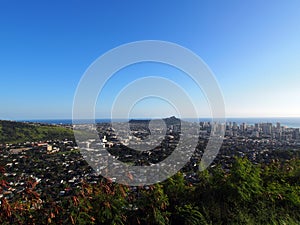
(129, 116, 181, 125)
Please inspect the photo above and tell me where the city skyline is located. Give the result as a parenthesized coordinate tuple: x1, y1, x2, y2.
(1, 1, 300, 120)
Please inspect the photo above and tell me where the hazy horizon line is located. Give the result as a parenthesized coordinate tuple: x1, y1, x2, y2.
(7, 115, 300, 121)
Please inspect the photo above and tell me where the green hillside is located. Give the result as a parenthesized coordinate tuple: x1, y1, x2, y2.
(0, 120, 74, 144)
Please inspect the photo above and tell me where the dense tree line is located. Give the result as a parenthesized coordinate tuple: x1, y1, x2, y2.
(1, 157, 299, 224)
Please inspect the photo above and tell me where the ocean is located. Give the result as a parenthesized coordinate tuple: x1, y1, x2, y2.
(21, 117, 300, 128)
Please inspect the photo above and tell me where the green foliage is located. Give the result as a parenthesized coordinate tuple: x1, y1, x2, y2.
(0, 156, 299, 224)
(192, 157, 300, 224)
(65, 182, 128, 225)
(173, 204, 209, 225)
(0, 120, 74, 143)
(227, 157, 263, 202)
(132, 184, 170, 225)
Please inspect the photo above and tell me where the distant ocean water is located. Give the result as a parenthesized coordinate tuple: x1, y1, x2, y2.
(21, 117, 300, 128)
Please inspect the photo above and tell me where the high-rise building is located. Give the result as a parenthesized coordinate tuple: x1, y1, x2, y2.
(233, 122, 238, 130)
(293, 128, 300, 140)
(276, 122, 281, 131)
(262, 123, 272, 135)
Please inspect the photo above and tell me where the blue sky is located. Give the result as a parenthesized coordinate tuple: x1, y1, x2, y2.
(0, 0, 300, 119)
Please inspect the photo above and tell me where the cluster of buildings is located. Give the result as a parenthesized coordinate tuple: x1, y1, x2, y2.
(0, 140, 100, 201)
(198, 121, 300, 170)
(199, 121, 300, 141)
(1, 119, 299, 200)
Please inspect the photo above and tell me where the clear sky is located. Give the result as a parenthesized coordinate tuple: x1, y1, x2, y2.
(0, 0, 300, 120)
